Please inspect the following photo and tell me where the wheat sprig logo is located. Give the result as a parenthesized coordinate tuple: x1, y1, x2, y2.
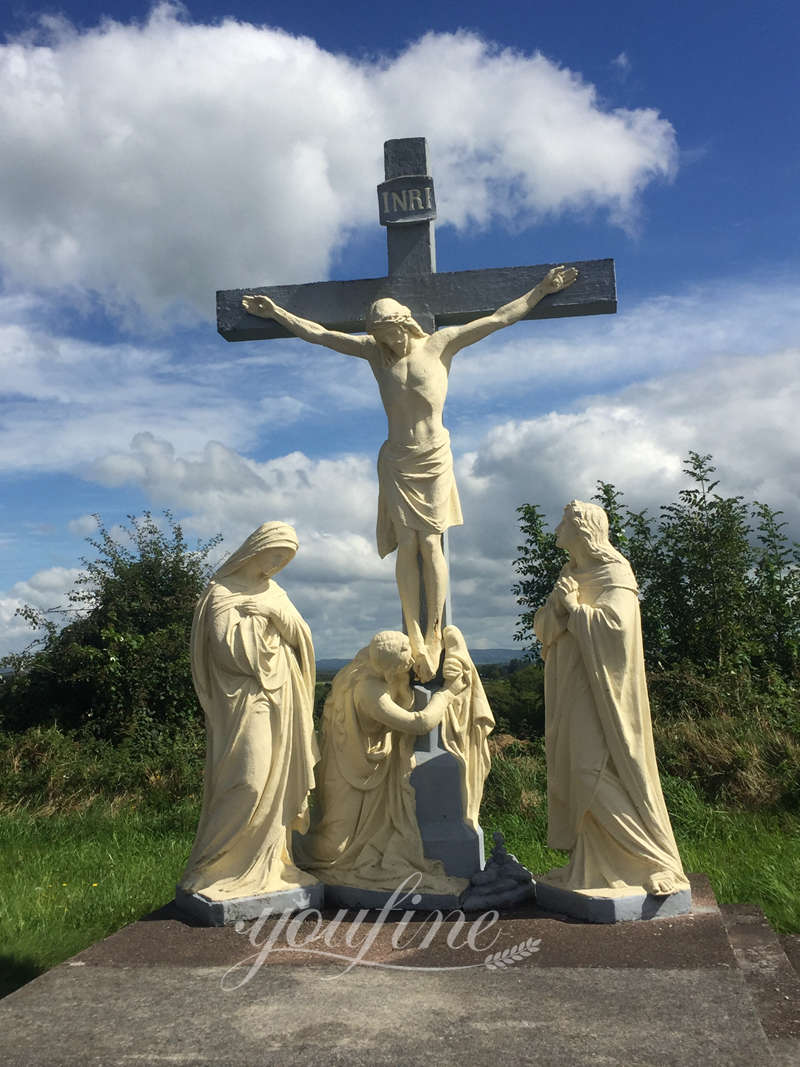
(484, 937, 542, 970)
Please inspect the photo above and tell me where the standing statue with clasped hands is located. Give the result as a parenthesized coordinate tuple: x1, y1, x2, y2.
(243, 265, 578, 682)
(534, 501, 689, 897)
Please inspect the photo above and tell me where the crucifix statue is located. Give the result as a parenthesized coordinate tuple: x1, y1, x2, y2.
(217, 138, 616, 681)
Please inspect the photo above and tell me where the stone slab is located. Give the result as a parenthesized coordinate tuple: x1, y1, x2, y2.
(411, 688, 485, 880)
(0, 875, 780, 1066)
(174, 883, 325, 926)
(0, 963, 772, 1066)
(720, 904, 800, 1047)
(534, 879, 692, 923)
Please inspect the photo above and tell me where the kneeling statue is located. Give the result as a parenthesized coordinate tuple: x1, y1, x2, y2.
(295, 630, 469, 896)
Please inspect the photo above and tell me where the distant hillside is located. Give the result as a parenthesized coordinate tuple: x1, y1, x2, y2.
(316, 647, 520, 674)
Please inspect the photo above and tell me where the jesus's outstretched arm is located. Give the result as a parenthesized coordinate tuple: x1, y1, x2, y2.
(242, 295, 372, 359)
(436, 265, 579, 359)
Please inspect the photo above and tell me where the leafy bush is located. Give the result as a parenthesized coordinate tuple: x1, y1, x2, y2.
(0, 725, 205, 813)
(481, 663, 545, 739)
(0, 513, 221, 743)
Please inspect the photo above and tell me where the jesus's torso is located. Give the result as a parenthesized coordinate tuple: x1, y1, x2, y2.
(369, 336, 450, 447)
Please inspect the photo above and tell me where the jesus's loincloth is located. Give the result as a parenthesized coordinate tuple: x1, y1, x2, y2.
(376, 429, 463, 558)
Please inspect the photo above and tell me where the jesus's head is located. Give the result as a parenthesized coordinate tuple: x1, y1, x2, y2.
(366, 298, 426, 358)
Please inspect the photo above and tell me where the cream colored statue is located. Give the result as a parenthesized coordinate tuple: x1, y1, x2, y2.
(243, 266, 578, 681)
(294, 629, 472, 895)
(534, 501, 688, 897)
(179, 522, 320, 901)
(439, 626, 495, 830)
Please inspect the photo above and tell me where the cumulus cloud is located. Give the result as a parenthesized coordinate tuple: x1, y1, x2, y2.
(0, 566, 83, 655)
(447, 276, 800, 411)
(3, 264, 798, 657)
(60, 338, 798, 657)
(0, 302, 317, 474)
(0, 6, 676, 324)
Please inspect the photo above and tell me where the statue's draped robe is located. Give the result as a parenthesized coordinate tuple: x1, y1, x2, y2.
(180, 578, 319, 899)
(376, 428, 463, 558)
(534, 559, 688, 893)
(295, 648, 465, 894)
(439, 626, 494, 830)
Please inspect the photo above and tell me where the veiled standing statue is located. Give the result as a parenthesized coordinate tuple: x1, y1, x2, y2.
(534, 501, 689, 901)
(179, 522, 320, 911)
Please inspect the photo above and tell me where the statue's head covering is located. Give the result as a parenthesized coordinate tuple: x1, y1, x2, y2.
(214, 521, 298, 580)
(563, 501, 629, 568)
(366, 298, 426, 339)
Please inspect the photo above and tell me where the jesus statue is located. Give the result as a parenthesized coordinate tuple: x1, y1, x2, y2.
(243, 264, 578, 681)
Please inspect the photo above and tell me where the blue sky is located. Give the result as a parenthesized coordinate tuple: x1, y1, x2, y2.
(1, 1, 797, 657)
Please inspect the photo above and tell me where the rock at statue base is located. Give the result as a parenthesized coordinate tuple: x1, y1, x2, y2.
(174, 883, 325, 927)
(534, 879, 692, 923)
(460, 831, 534, 911)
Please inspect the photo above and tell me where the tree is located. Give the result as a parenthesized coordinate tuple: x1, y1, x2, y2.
(750, 501, 800, 674)
(511, 504, 565, 662)
(0, 513, 222, 743)
(512, 454, 800, 681)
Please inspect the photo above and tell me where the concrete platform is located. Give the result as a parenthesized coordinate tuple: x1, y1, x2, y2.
(0, 874, 797, 1066)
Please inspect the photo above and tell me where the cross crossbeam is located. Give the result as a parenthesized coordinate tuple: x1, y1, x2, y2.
(217, 138, 616, 342)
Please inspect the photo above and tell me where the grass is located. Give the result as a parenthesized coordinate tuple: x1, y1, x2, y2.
(481, 739, 800, 934)
(0, 799, 198, 998)
(1, 744, 799, 1001)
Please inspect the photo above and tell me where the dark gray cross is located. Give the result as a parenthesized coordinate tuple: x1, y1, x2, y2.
(216, 137, 616, 342)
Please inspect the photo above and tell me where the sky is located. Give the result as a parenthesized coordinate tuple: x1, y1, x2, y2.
(0, 0, 798, 658)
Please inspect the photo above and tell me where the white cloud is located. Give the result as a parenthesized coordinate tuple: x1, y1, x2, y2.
(0, 566, 83, 655)
(59, 338, 798, 658)
(7, 566, 83, 605)
(67, 514, 99, 536)
(0, 7, 676, 324)
(0, 308, 308, 474)
(447, 276, 800, 411)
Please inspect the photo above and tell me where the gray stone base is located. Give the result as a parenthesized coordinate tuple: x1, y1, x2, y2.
(411, 686, 485, 880)
(323, 883, 461, 912)
(534, 879, 692, 923)
(174, 883, 324, 926)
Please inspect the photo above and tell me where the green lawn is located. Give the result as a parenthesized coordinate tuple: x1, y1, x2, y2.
(0, 800, 198, 998)
(2, 790, 798, 1000)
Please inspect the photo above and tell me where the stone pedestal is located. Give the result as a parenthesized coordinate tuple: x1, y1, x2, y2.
(174, 883, 324, 927)
(535, 879, 692, 923)
(322, 884, 462, 912)
(410, 683, 485, 880)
